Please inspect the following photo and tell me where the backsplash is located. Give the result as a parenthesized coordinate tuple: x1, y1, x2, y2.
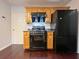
(32, 22, 45, 26)
(27, 23, 51, 30)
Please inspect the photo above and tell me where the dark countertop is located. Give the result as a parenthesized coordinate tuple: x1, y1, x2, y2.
(23, 29, 55, 32)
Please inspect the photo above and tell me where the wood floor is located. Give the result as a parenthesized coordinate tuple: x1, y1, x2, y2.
(0, 44, 79, 59)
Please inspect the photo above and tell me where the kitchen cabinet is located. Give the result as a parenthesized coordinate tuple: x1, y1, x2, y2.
(25, 12, 32, 24)
(24, 31, 54, 50)
(47, 32, 53, 49)
(24, 31, 30, 49)
(25, 7, 55, 24)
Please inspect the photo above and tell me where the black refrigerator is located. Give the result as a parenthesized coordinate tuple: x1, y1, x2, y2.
(53, 10, 78, 52)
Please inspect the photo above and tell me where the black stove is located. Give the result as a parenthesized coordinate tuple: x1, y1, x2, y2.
(30, 26, 46, 36)
(30, 26, 47, 50)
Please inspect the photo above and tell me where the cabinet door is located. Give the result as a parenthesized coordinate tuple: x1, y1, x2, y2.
(47, 32, 53, 49)
(24, 32, 30, 49)
(45, 9, 51, 23)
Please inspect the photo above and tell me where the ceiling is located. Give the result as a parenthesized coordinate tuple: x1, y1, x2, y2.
(5, 0, 71, 7)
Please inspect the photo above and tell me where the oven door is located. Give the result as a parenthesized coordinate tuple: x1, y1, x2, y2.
(30, 34, 47, 50)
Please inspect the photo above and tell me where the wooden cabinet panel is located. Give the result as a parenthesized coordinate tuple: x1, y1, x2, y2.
(25, 7, 55, 24)
(47, 32, 53, 49)
(24, 32, 30, 49)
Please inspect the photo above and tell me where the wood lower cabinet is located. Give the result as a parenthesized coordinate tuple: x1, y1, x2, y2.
(24, 31, 30, 49)
(47, 32, 53, 49)
(24, 31, 53, 50)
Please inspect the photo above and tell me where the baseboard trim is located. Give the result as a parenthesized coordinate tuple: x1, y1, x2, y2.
(0, 43, 11, 51)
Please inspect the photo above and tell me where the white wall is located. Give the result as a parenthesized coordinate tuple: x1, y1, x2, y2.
(67, 0, 79, 11)
(11, 6, 27, 44)
(67, 0, 79, 53)
(11, 6, 51, 44)
(0, 0, 11, 51)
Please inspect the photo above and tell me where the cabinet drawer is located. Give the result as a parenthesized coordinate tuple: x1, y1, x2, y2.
(24, 32, 30, 36)
(47, 32, 53, 36)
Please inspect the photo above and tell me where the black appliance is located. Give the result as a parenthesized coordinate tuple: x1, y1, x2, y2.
(30, 26, 47, 50)
(53, 10, 78, 52)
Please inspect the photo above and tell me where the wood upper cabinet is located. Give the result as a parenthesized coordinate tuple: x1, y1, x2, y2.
(24, 31, 30, 49)
(25, 12, 32, 24)
(47, 32, 53, 49)
(25, 7, 55, 24)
